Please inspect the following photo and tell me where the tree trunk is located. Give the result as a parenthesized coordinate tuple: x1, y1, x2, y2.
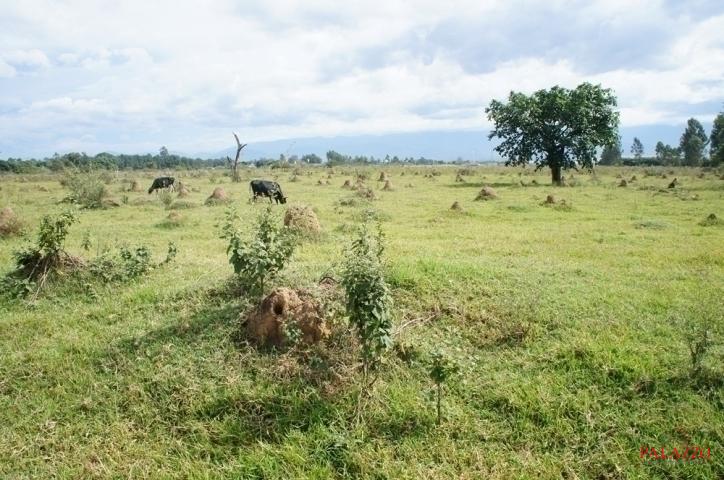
(436, 383, 442, 425)
(229, 133, 247, 183)
(551, 163, 562, 186)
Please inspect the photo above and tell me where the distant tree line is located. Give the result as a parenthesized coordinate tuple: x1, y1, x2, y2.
(599, 111, 724, 167)
(1, 148, 459, 174)
(0, 150, 228, 174)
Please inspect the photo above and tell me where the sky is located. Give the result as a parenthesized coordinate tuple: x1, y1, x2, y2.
(1, 0, 723, 159)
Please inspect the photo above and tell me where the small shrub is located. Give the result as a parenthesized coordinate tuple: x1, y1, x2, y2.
(341, 220, 393, 376)
(428, 350, 460, 425)
(220, 206, 295, 293)
(87, 242, 177, 283)
(688, 327, 712, 378)
(3, 210, 82, 297)
(62, 173, 110, 209)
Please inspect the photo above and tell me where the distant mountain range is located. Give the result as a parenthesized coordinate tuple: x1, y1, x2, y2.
(197, 124, 711, 162)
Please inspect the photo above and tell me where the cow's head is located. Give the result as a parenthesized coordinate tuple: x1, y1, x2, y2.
(274, 190, 287, 204)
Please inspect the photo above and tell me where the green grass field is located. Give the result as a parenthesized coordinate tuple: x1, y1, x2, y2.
(1, 165, 722, 479)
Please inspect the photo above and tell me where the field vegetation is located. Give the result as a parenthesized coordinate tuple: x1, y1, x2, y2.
(1, 165, 722, 478)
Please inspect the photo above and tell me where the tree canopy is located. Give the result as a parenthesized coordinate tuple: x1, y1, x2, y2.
(486, 83, 619, 185)
(679, 118, 708, 166)
(631, 137, 643, 159)
(710, 110, 724, 166)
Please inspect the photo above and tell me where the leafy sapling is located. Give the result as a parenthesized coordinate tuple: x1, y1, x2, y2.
(220, 206, 295, 294)
(428, 350, 460, 425)
(341, 220, 393, 378)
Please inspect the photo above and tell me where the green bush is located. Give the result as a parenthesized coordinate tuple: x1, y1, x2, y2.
(341, 220, 393, 375)
(220, 206, 295, 294)
(62, 173, 110, 209)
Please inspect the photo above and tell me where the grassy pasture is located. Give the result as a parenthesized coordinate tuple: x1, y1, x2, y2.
(0, 165, 722, 479)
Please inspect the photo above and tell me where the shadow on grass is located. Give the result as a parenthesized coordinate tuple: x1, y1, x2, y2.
(196, 387, 336, 446)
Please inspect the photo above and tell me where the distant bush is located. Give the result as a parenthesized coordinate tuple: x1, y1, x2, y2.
(62, 172, 110, 209)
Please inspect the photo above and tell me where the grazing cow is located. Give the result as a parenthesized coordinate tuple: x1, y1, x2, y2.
(148, 176, 176, 194)
(250, 179, 287, 204)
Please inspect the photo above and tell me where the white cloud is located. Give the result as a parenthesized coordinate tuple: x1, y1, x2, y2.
(0, 0, 723, 156)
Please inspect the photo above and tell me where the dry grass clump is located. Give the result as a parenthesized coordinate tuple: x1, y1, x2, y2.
(342, 179, 353, 189)
(475, 186, 498, 200)
(176, 182, 191, 197)
(618, 179, 628, 187)
(382, 180, 394, 191)
(450, 201, 463, 212)
(356, 187, 377, 200)
(205, 187, 230, 205)
(0, 207, 24, 237)
(128, 179, 142, 192)
(283, 205, 321, 235)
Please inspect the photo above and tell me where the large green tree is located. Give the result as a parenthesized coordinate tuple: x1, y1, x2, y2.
(710, 110, 724, 166)
(679, 118, 708, 166)
(486, 83, 619, 185)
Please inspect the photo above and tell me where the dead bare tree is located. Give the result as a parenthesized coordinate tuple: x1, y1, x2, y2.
(227, 133, 247, 183)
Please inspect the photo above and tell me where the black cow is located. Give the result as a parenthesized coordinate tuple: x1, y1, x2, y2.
(250, 180, 287, 204)
(148, 176, 176, 194)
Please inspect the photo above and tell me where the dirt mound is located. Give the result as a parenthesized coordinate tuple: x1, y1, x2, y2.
(245, 288, 330, 347)
(176, 182, 190, 197)
(342, 179, 353, 189)
(205, 187, 230, 205)
(618, 179, 628, 187)
(450, 201, 463, 211)
(167, 211, 183, 222)
(382, 180, 394, 191)
(378, 172, 388, 182)
(475, 186, 498, 200)
(0, 207, 23, 237)
(283, 205, 321, 234)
